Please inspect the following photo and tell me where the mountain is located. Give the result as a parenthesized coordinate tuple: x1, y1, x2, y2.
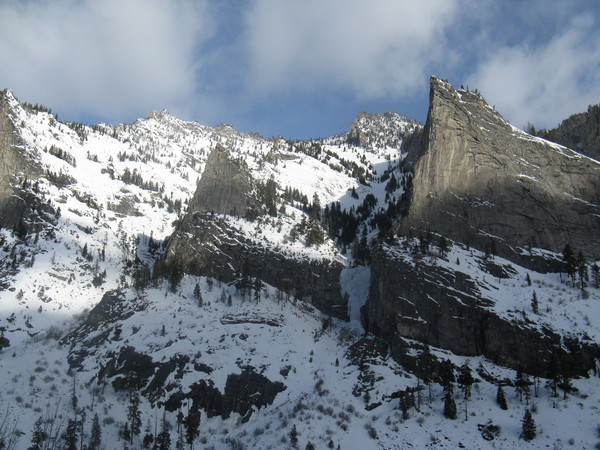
(395, 77, 600, 268)
(533, 104, 600, 161)
(0, 80, 599, 449)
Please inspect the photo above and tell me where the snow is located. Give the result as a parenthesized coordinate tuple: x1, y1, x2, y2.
(0, 91, 599, 449)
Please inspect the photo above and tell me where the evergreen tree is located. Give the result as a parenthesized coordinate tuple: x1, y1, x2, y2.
(496, 385, 508, 410)
(521, 409, 536, 441)
(531, 291, 539, 314)
(122, 422, 131, 442)
(439, 359, 455, 395)
(29, 416, 47, 450)
(194, 283, 203, 307)
(156, 427, 171, 450)
(128, 392, 142, 443)
(169, 262, 183, 293)
(560, 360, 574, 400)
(591, 263, 600, 288)
(576, 251, 588, 290)
(62, 419, 78, 450)
(439, 235, 448, 258)
(443, 391, 457, 420)
(142, 420, 154, 449)
(290, 424, 299, 448)
(89, 413, 102, 450)
(547, 355, 560, 398)
(184, 411, 200, 448)
(514, 369, 531, 404)
(457, 362, 474, 400)
(562, 244, 577, 285)
(457, 362, 474, 420)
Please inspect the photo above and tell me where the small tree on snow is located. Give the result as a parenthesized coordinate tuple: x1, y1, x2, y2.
(443, 391, 457, 420)
(290, 424, 299, 448)
(194, 283, 203, 307)
(89, 413, 102, 449)
(521, 409, 536, 441)
(496, 385, 508, 410)
(457, 362, 474, 420)
(531, 291, 539, 314)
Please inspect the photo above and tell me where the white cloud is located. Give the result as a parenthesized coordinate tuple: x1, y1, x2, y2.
(241, 0, 466, 99)
(468, 15, 600, 129)
(0, 0, 213, 122)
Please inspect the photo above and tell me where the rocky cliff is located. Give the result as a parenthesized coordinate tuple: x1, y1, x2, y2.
(187, 143, 257, 218)
(0, 90, 41, 229)
(536, 104, 600, 161)
(164, 145, 347, 319)
(394, 77, 600, 267)
(363, 241, 600, 377)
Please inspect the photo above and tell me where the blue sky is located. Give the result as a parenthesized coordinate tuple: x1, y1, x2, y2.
(1, 0, 599, 140)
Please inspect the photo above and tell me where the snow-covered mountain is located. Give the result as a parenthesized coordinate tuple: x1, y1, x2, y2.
(0, 78, 599, 450)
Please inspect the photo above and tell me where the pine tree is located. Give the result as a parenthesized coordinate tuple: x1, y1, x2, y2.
(128, 392, 142, 443)
(457, 362, 474, 420)
(142, 420, 154, 449)
(439, 235, 448, 257)
(514, 369, 531, 404)
(591, 263, 600, 288)
(457, 362, 474, 400)
(496, 385, 508, 410)
(439, 359, 455, 395)
(194, 283, 203, 307)
(29, 416, 47, 450)
(576, 251, 588, 290)
(521, 409, 536, 441)
(184, 411, 200, 448)
(531, 291, 539, 314)
(62, 419, 78, 450)
(290, 424, 299, 448)
(156, 427, 171, 450)
(547, 355, 560, 398)
(443, 391, 457, 419)
(89, 413, 101, 450)
(563, 244, 577, 285)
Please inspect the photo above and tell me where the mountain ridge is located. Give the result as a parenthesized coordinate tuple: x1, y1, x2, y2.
(0, 79, 599, 449)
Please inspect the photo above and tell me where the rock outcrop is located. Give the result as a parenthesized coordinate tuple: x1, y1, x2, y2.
(347, 111, 420, 149)
(394, 77, 600, 267)
(164, 214, 347, 319)
(187, 143, 257, 218)
(164, 145, 347, 319)
(363, 241, 600, 377)
(0, 90, 41, 228)
(536, 104, 600, 161)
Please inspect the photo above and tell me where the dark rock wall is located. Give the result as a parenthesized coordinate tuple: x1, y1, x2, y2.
(164, 214, 347, 319)
(363, 243, 600, 377)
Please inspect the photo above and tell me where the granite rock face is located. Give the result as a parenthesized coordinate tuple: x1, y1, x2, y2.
(187, 143, 257, 218)
(395, 77, 600, 266)
(363, 242, 600, 376)
(538, 104, 600, 161)
(0, 90, 41, 228)
(365, 78, 600, 376)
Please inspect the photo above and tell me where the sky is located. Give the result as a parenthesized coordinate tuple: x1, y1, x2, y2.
(1, 0, 599, 140)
